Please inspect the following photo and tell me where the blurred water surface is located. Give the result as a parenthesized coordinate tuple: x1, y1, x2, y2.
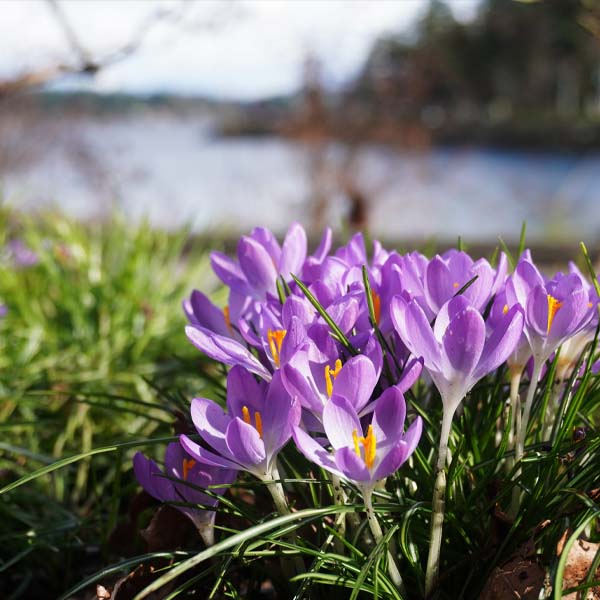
(4, 114, 600, 243)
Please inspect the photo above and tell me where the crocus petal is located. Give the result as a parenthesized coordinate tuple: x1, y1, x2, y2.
(433, 295, 471, 342)
(334, 447, 371, 483)
(179, 434, 241, 470)
(238, 236, 278, 297)
(281, 355, 323, 413)
(474, 305, 524, 379)
(210, 251, 250, 295)
(332, 355, 377, 413)
(441, 305, 485, 377)
(527, 285, 551, 338)
(397, 357, 423, 393)
(190, 398, 231, 455)
(250, 227, 281, 264)
(262, 371, 301, 456)
(226, 365, 265, 419)
(322, 395, 362, 450)
(186, 290, 229, 336)
(279, 223, 307, 279)
(425, 256, 453, 313)
(293, 426, 341, 476)
(370, 386, 406, 449)
(402, 416, 424, 458)
(225, 418, 266, 467)
(372, 442, 411, 481)
(186, 325, 272, 381)
(391, 296, 441, 369)
(133, 453, 176, 503)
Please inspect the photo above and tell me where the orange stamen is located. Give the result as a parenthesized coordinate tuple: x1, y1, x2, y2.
(351, 425, 377, 470)
(503, 304, 509, 315)
(453, 282, 460, 289)
(223, 305, 233, 333)
(325, 359, 343, 398)
(241, 405, 263, 438)
(267, 329, 287, 367)
(370, 289, 381, 324)
(547, 294, 564, 334)
(182, 458, 196, 481)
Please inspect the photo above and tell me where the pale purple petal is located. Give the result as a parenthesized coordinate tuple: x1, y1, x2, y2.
(186, 325, 272, 381)
(279, 223, 307, 279)
(225, 418, 266, 467)
(425, 256, 453, 313)
(322, 395, 362, 450)
(262, 371, 301, 456)
(293, 426, 341, 476)
(210, 251, 250, 295)
(391, 296, 441, 369)
(237, 236, 278, 297)
(334, 447, 371, 483)
(441, 306, 485, 377)
(190, 398, 231, 455)
(474, 305, 524, 379)
(371, 386, 406, 448)
(226, 366, 265, 419)
(332, 355, 377, 413)
(179, 434, 241, 470)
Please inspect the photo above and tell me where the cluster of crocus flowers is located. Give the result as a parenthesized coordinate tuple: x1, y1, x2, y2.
(134, 223, 598, 595)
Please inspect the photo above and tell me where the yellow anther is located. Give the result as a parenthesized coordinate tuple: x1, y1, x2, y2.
(325, 359, 343, 398)
(547, 294, 564, 334)
(223, 305, 233, 333)
(351, 425, 377, 470)
(241, 405, 263, 438)
(242, 405, 251, 426)
(589, 302, 593, 309)
(267, 329, 287, 367)
(182, 458, 196, 481)
(370, 289, 381, 324)
(254, 411, 263, 439)
(453, 282, 460, 289)
(503, 304, 509, 315)
(352, 429, 361, 457)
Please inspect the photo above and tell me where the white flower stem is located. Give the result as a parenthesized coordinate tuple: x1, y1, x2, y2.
(362, 486, 406, 595)
(425, 404, 456, 597)
(265, 466, 305, 576)
(198, 523, 215, 547)
(511, 359, 543, 515)
(506, 368, 522, 474)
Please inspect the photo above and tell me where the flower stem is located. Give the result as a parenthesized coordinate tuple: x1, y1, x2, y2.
(506, 368, 522, 474)
(265, 466, 305, 576)
(511, 359, 543, 514)
(362, 487, 406, 595)
(425, 405, 455, 597)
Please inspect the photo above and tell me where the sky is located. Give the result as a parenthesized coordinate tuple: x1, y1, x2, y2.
(0, 0, 480, 100)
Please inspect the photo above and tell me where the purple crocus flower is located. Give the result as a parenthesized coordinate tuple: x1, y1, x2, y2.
(293, 386, 422, 487)
(180, 367, 300, 481)
(391, 293, 523, 595)
(133, 442, 237, 546)
(505, 258, 593, 367)
(391, 295, 524, 416)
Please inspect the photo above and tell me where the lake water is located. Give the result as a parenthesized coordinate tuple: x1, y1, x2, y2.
(3, 113, 600, 244)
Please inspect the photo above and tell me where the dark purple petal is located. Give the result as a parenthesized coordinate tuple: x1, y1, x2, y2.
(186, 290, 229, 336)
(372, 442, 411, 481)
(133, 452, 177, 503)
(225, 418, 266, 467)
